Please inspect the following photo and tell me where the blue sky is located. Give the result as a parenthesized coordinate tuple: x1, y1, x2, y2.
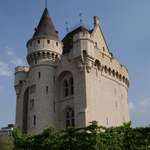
(0, 0, 150, 128)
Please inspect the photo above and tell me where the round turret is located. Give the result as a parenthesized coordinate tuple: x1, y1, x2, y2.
(26, 8, 62, 66)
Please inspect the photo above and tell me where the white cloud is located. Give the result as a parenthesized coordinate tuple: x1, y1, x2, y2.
(0, 61, 12, 76)
(5, 46, 24, 66)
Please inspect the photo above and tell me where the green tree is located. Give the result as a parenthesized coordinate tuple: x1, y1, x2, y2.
(12, 122, 150, 150)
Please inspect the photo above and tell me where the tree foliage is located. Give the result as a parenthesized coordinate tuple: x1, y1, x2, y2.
(12, 122, 150, 150)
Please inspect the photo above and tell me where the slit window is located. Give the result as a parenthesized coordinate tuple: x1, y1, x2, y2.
(38, 72, 41, 79)
(33, 115, 36, 126)
(46, 86, 48, 94)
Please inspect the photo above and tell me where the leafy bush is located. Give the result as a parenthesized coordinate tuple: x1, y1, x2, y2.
(12, 122, 150, 150)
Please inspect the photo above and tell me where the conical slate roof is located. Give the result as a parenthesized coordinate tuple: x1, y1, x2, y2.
(32, 8, 59, 40)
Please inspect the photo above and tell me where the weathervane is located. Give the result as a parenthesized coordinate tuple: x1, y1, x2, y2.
(79, 13, 83, 24)
(65, 21, 69, 32)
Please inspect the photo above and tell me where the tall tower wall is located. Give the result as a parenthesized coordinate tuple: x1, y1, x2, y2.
(27, 65, 56, 133)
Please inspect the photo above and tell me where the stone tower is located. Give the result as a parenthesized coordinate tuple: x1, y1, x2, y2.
(15, 8, 130, 134)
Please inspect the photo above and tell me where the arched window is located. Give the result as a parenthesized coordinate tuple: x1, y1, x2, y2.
(69, 77, 74, 95)
(62, 76, 74, 97)
(63, 80, 69, 97)
(94, 60, 101, 70)
(59, 71, 74, 98)
(65, 108, 75, 128)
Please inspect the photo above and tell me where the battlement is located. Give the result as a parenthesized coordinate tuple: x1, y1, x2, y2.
(27, 38, 62, 55)
(93, 51, 129, 87)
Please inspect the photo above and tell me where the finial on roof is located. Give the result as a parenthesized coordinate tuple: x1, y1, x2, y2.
(79, 13, 83, 23)
(65, 21, 69, 32)
(94, 16, 100, 27)
(45, 0, 48, 8)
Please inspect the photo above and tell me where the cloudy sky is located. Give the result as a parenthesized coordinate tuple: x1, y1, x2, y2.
(0, 0, 150, 128)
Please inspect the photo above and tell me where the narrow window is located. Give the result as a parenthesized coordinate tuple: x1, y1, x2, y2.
(63, 80, 69, 97)
(38, 72, 41, 79)
(83, 50, 87, 56)
(56, 42, 58, 46)
(33, 115, 36, 126)
(66, 108, 75, 128)
(53, 101, 55, 112)
(103, 46, 105, 51)
(46, 86, 48, 94)
(69, 77, 74, 95)
(37, 40, 40, 44)
(47, 40, 50, 44)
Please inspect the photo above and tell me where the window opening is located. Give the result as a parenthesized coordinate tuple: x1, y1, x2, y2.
(66, 108, 75, 128)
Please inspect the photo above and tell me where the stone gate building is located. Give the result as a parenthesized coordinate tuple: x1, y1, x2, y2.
(14, 8, 130, 134)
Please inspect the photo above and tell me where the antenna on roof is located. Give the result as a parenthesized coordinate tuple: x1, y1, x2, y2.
(65, 21, 69, 32)
(79, 13, 83, 24)
(45, 0, 48, 8)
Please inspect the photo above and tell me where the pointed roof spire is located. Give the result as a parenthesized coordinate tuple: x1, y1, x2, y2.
(32, 8, 59, 40)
